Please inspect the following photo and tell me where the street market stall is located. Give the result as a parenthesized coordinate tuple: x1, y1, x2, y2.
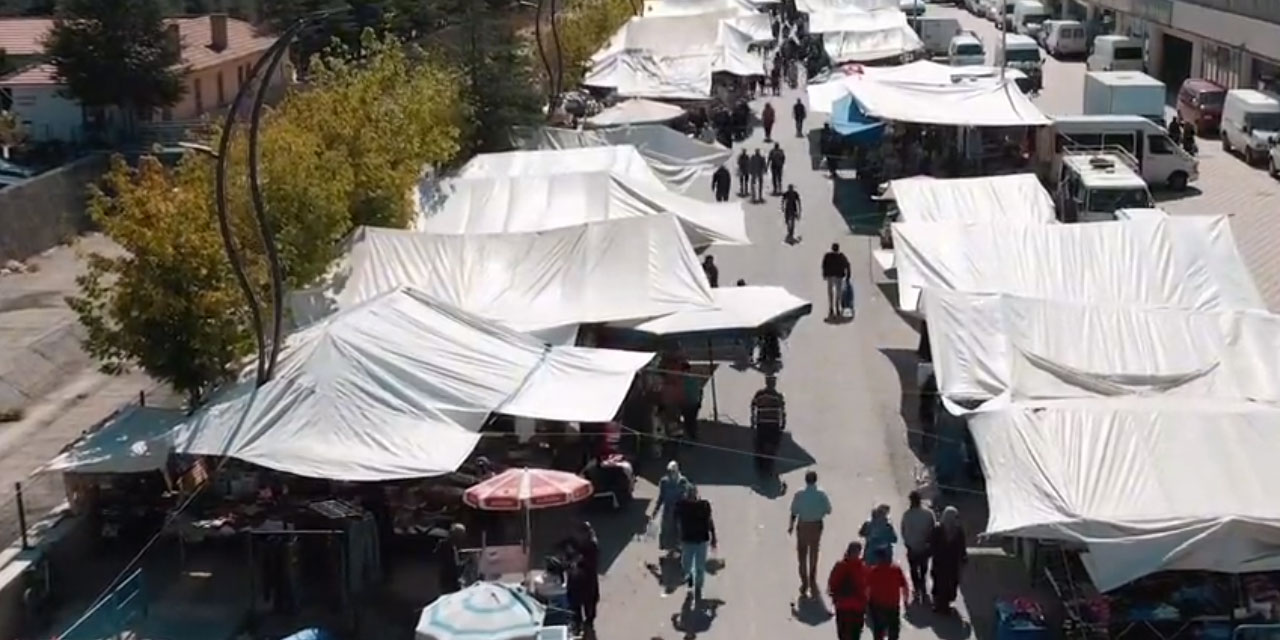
(585, 99, 688, 127)
(808, 9, 923, 64)
(458, 145, 668, 189)
(510, 126, 732, 193)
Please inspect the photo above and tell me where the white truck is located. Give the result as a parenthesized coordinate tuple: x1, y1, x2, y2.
(1055, 151, 1154, 222)
(1012, 0, 1050, 38)
(913, 16, 963, 57)
(1043, 115, 1198, 190)
(1083, 71, 1166, 123)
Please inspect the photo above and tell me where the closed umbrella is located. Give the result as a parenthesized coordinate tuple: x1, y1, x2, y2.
(463, 468, 593, 575)
(415, 582, 545, 640)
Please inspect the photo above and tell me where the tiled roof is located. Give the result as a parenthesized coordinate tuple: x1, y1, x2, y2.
(0, 63, 57, 86)
(0, 18, 52, 56)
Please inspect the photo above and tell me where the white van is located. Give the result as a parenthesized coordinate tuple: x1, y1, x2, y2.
(948, 32, 986, 66)
(1057, 153, 1154, 222)
(1048, 115, 1199, 190)
(1041, 19, 1086, 57)
(1087, 35, 1144, 72)
(1013, 0, 1050, 38)
(998, 34, 1043, 92)
(1220, 89, 1280, 166)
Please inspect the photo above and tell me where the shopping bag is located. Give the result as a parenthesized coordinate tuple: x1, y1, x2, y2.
(840, 278, 854, 313)
(643, 517, 658, 541)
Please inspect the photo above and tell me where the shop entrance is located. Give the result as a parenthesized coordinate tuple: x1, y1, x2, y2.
(1253, 57, 1280, 93)
(1161, 33, 1193, 89)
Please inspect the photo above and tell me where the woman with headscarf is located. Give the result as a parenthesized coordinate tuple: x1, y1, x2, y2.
(858, 504, 898, 564)
(565, 521, 601, 635)
(651, 461, 689, 556)
(929, 506, 967, 614)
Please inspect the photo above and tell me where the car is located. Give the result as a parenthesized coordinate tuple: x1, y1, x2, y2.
(0, 158, 35, 180)
(1175, 78, 1226, 135)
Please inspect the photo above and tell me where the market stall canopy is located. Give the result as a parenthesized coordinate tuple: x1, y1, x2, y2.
(586, 98, 688, 127)
(922, 291, 1280, 407)
(808, 8, 869, 33)
(805, 60, 1031, 114)
(644, 0, 759, 17)
(511, 125, 732, 193)
(971, 400, 1280, 591)
(291, 216, 716, 333)
(821, 21, 924, 63)
(416, 582, 546, 640)
(608, 285, 812, 335)
(796, 0, 896, 12)
(726, 13, 775, 43)
(886, 174, 1056, 224)
(413, 170, 750, 247)
(892, 216, 1264, 313)
(458, 145, 667, 190)
(41, 406, 184, 474)
(174, 288, 654, 481)
(846, 75, 1048, 126)
(829, 94, 886, 140)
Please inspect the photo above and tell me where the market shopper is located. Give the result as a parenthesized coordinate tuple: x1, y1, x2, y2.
(782, 185, 802, 242)
(768, 143, 786, 195)
(680, 361, 703, 441)
(866, 548, 909, 640)
(751, 375, 786, 474)
(737, 149, 750, 197)
(929, 506, 968, 614)
(435, 523, 468, 595)
(750, 149, 768, 202)
(762, 102, 777, 142)
(702, 255, 719, 288)
(712, 164, 732, 202)
(565, 522, 601, 634)
(821, 243, 851, 317)
(900, 491, 936, 598)
(793, 99, 807, 138)
(651, 461, 689, 556)
(675, 484, 718, 601)
(858, 504, 898, 563)
(828, 541, 870, 640)
(789, 470, 833, 597)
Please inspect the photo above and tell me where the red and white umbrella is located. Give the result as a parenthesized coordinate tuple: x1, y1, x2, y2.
(464, 467, 593, 512)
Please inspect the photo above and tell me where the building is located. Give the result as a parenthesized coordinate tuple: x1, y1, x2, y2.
(1062, 0, 1280, 93)
(0, 15, 283, 143)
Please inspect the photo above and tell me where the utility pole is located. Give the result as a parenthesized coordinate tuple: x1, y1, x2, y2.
(998, 0, 1006, 82)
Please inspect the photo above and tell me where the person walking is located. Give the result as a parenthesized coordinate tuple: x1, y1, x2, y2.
(1181, 120, 1198, 155)
(821, 243, 851, 317)
(650, 461, 689, 557)
(675, 484, 717, 601)
(866, 548, 909, 640)
(762, 102, 777, 143)
(680, 361, 703, 441)
(736, 149, 750, 196)
(749, 149, 768, 202)
(565, 522, 601, 635)
(789, 470, 833, 597)
(859, 504, 898, 564)
(793, 99, 807, 138)
(929, 506, 967, 614)
(750, 375, 786, 474)
(820, 122, 839, 178)
(702, 255, 719, 288)
(782, 184, 802, 242)
(828, 541, 870, 640)
(900, 491, 935, 599)
(1167, 115, 1182, 142)
(770, 61, 782, 96)
(768, 143, 786, 195)
(711, 164, 732, 202)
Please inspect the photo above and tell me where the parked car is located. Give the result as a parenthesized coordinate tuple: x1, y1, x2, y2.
(1270, 141, 1280, 178)
(1221, 89, 1280, 165)
(1040, 19, 1087, 57)
(0, 158, 35, 180)
(1175, 78, 1226, 135)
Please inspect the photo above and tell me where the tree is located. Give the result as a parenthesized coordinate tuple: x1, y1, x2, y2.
(42, 0, 185, 133)
(68, 156, 255, 407)
(0, 111, 24, 159)
(545, 0, 635, 90)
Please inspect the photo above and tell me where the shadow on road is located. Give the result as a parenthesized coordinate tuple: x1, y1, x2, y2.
(790, 595, 833, 626)
(671, 596, 725, 639)
(878, 347, 928, 465)
(590, 497, 652, 573)
(638, 420, 816, 491)
(831, 176, 885, 235)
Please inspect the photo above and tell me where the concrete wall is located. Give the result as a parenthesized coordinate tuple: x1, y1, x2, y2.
(0, 153, 107, 264)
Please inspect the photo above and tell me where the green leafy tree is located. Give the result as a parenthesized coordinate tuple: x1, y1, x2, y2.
(43, 0, 185, 134)
(68, 156, 255, 406)
(548, 0, 636, 89)
(0, 110, 24, 159)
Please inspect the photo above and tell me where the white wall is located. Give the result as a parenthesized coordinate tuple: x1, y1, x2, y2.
(1169, 1, 1280, 63)
(8, 85, 84, 143)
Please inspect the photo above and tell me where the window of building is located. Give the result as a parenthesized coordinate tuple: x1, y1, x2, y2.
(194, 78, 204, 112)
(1200, 42, 1240, 90)
(217, 71, 225, 106)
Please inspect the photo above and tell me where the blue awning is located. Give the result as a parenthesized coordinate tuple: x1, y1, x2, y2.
(831, 94, 885, 144)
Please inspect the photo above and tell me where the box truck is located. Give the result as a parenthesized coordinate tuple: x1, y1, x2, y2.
(1083, 71, 1165, 123)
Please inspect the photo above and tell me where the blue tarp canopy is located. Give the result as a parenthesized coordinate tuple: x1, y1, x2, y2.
(831, 94, 885, 143)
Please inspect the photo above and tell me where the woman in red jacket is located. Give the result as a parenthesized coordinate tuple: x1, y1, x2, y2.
(827, 541, 869, 640)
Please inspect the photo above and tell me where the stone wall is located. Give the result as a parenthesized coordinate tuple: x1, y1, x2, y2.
(0, 154, 108, 264)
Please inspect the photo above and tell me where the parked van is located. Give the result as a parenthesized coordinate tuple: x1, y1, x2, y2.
(964, 0, 983, 14)
(998, 33, 1042, 91)
(1175, 78, 1226, 135)
(948, 32, 986, 66)
(1040, 20, 1086, 57)
(1086, 35, 1144, 72)
(1220, 89, 1280, 165)
(1012, 0, 1050, 38)
(1048, 115, 1198, 190)
(1056, 153, 1154, 222)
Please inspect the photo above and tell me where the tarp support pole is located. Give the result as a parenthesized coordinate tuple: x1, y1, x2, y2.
(707, 338, 719, 422)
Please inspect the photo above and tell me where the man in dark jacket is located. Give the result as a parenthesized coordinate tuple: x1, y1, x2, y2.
(712, 164, 732, 202)
(675, 484, 717, 601)
(736, 150, 750, 197)
(768, 143, 786, 195)
(822, 242, 851, 317)
(749, 149, 768, 202)
(793, 99, 807, 138)
(820, 122, 839, 178)
(762, 102, 777, 142)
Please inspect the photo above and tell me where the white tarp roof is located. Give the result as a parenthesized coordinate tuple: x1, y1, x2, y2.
(608, 286, 812, 334)
(923, 291, 1280, 406)
(41, 406, 184, 475)
(291, 216, 716, 333)
(644, 0, 758, 17)
(817, 10, 924, 62)
(174, 287, 654, 481)
(892, 216, 1265, 313)
(796, 0, 895, 12)
(971, 400, 1280, 591)
(587, 99, 687, 127)
(847, 75, 1048, 126)
(887, 174, 1056, 224)
(726, 14, 774, 43)
(586, 14, 763, 98)
(805, 61, 1027, 113)
(413, 171, 749, 248)
(511, 126, 732, 193)
(457, 145, 666, 189)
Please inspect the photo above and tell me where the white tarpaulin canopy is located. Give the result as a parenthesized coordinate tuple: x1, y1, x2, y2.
(586, 99, 687, 127)
(174, 288, 654, 481)
(609, 286, 812, 334)
(817, 10, 924, 62)
(41, 406, 184, 474)
(511, 126, 732, 193)
(291, 216, 716, 333)
(971, 400, 1280, 591)
(923, 291, 1280, 406)
(458, 145, 667, 189)
(413, 171, 749, 247)
(886, 174, 1056, 224)
(796, 0, 895, 12)
(644, 0, 758, 17)
(805, 61, 1027, 113)
(726, 14, 774, 43)
(892, 216, 1265, 313)
(846, 75, 1048, 126)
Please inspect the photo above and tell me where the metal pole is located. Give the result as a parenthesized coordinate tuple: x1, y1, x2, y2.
(15, 482, 28, 550)
(706, 338, 719, 422)
(999, 1, 1007, 82)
